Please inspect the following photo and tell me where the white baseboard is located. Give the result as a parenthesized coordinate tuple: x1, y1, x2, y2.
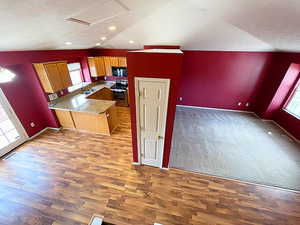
(176, 105, 252, 113)
(28, 127, 48, 140)
(256, 115, 300, 144)
(48, 127, 62, 131)
(132, 162, 141, 165)
(269, 120, 300, 144)
(28, 126, 62, 140)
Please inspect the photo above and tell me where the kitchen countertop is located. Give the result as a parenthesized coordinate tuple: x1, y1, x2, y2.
(49, 82, 116, 115)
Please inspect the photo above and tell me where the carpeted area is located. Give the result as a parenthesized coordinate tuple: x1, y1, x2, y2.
(170, 106, 300, 191)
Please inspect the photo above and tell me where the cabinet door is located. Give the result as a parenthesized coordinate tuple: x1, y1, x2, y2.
(44, 63, 64, 92)
(96, 57, 106, 76)
(34, 63, 53, 93)
(107, 106, 118, 133)
(104, 57, 112, 76)
(110, 57, 119, 67)
(57, 62, 72, 89)
(55, 110, 75, 128)
(118, 57, 127, 67)
(71, 111, 110, 135)
(88, 57, 98, 77)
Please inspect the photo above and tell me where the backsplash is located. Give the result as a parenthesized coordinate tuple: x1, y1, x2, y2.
(45, 82, 91, 102)
(45, 77, 127, 102)
(104, 76, 128, 81)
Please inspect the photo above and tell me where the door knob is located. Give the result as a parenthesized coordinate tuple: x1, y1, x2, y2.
(158, 136, 164, 139)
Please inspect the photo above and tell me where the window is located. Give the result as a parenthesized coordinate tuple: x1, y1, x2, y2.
(67, 63, 83, 92)
(285, 82, 300, 118)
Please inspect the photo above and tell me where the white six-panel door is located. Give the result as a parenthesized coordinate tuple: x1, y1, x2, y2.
(135, 77, 170, 168)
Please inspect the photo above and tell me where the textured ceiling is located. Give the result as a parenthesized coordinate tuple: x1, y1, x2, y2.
(0, 0, 300, 51)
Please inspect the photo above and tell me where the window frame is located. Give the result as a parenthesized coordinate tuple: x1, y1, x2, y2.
(67, 62, 85, 92)
(283, 77, 300, 119)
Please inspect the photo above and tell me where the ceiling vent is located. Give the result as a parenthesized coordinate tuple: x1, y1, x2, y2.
(65, 18, 91, 26)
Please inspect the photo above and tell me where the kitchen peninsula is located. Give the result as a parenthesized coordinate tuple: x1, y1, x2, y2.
(49, 82, 118, 135)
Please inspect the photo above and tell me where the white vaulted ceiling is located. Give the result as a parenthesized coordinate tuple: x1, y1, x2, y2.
(1, 0, 300, 51)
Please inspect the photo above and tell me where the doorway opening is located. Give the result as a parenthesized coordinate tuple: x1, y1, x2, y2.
(0, 68, 27, 157)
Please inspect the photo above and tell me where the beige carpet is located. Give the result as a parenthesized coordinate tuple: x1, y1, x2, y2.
(170, 106, 300, 191)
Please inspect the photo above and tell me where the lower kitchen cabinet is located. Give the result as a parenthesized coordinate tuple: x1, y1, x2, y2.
(55, 106, 118, 135)
(55, 110, 75, 128)
(71, 111, 111, 135)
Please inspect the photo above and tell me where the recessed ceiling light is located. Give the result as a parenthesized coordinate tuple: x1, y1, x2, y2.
(101, 36, 107, 41)
(65, 41, 72, 45)
(129, 40, 134, 44)
(96, 43, 101, 46)
(108, 26, 116, 31)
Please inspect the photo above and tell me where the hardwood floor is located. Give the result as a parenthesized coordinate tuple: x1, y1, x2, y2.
(0, 107, 299, 225)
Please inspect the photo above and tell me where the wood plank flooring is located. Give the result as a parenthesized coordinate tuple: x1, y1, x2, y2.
(0, 107, 299, 225)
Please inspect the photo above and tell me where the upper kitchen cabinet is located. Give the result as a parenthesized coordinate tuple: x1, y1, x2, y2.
(33, 61, 72, 93)
(57, 62, 72, 88)
(118, 57, 127, 67)
(88, 57, 106, 77)
(110, 57, 119, 67)
(103, 57, 114, 76)
(88, 56, 127, 76)
(103, 56, 127, 76)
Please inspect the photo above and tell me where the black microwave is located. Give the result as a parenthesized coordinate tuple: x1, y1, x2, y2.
(112, 67, 127, 77)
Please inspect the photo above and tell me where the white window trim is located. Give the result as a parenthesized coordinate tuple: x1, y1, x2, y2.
(283, 82, 300, 119)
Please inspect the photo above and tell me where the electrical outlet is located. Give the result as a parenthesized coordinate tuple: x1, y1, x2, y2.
(179, 97, 183, 102)
(246, 102, 250, 107)
(238, 102, 242, 106)
(48, 93, 58, 101)
(30, 122, 35, 127)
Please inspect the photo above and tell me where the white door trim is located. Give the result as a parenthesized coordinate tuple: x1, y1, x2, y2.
(0, 88, 28, 157)
(135, 77, 170, 168)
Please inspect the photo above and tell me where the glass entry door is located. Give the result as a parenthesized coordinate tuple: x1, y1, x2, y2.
(0, 88, 27, 157)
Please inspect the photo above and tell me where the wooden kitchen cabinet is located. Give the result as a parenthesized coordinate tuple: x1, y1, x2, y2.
(55, 110, 75, 128)
(103, 57, 113, 76)
(88, 56, 127, 77)
(71, 111, 111, 135)
(70, 107, 118, 135)
(118, 57, 127, 67)
(106, 106, 118, 133)
(110, 57, 119, 67)
(57, 62, 72, 88)
(55, 106, 118, 135)
(33, 61, 72, 93)
(87, 87, 113, 101)
(87, 57, 106, 77)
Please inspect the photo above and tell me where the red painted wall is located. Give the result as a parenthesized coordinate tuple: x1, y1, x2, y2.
(178, 51, 274, 110)
(127, 51, 183, 168)
(89, 49, 129, 57)
(254, 52, 300, 140)
(144, 45, 180, 49)
(275, 110, 300, 140)
(264, 63, 300, 118)
(0, 49, 91, 137)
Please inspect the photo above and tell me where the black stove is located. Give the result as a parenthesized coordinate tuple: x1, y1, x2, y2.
(110, 81, 129, 107)
(110, 83, 128, 91)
